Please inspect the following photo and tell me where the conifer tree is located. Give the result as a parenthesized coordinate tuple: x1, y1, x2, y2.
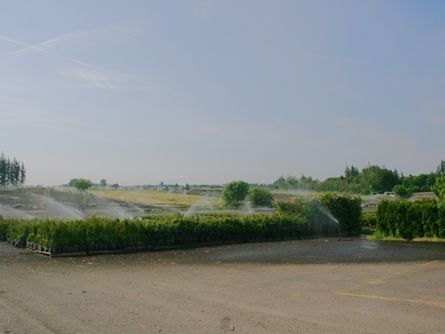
(0, 153, 26, 187)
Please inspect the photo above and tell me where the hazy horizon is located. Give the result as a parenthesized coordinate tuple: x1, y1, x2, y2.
(1, 0, 444, 186)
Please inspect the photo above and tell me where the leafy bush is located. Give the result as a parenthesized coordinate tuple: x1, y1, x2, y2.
(318, 193, 362, 234)
(432, 175, 445, 200)
(275, 195, 362, 236)
(377, 199, 444, 239)
(275, 198, 311, 217)
(222, 180, 249, 208)
(248, 188, 274, 207)
(439, 202, 445, 237)
(393, 184, 412, 198)
(72, 178, 93, 191)
(2, 219, 36, 247)
(361, 211, 377, 227)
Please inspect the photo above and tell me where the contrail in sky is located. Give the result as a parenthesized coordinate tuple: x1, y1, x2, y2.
(0, 33, 101, 69)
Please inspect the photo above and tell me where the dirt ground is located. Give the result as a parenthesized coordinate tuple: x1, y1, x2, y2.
(1, 239, 444, 333)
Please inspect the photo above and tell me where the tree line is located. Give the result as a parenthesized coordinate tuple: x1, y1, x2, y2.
(273, 161, 445, 196)
(0, 153, 26, 187)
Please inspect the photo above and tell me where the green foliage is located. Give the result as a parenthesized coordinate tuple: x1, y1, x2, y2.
(321, 165, 400, 194)
(275, 194, 362, 235)
(377, 199, 444, 239)
(400, 173, 437, 193)
(344, 165, 359, 180)
(432, 175, 445, 201)
(0, 153, 26, 187)
(275, 198, 310, 217)
(1, 219, 35, 246)
(222, 180, 249, 208)
(318, 193, 362, 234)
(73, 178, 93, 192)
(275, 199, 298, 215)
(361, 211, 377, 227)
(248, 188, 274, 207)
(273, 175, 319, 190)
(393, 184, 412, 198)
(273, 176, 300, 189)
(360, 166, 399, 194)
(273, 165, 399, 194)
(1, 214, 313, 253)
(272, 161, 445, 195)
(275, 198, 325, 234)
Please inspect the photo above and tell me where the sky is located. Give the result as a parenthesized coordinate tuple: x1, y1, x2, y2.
(0, 0, 444, 185)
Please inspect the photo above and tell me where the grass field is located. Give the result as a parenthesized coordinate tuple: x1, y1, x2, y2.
(91, 190, 222, 209)
(91, 189, 436, 211)
(367, 234, 445, 243)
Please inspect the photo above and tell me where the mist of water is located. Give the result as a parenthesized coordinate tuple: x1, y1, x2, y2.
(240, 201, 255, 215)
(185, 198, 215, 216)
(0, 204, 34, 219)
(316, 204, 340, 225)
(93, 195, 134, 219)
(27, 193, 84, 219)
(127, 202, 145, 215)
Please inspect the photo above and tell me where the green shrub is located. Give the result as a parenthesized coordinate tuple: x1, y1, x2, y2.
(248, 188, 274, 207)
(432, 175, 445, 200)
(1, 219, 36, 247)
(439, 202, 445, 238)
(72, 178, 93, 192)
(222, 180, 249, 208)
(275, 196, 360, 236)
(361, 211, 377, 227)
(393, 184, 412, 198)
(377, 199, 443, 239)
(318, 193, 362, 234)
(275, 198, 311, 216)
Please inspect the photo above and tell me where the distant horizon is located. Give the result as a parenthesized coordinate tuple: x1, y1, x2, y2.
(9, 159, 442, 187)
(1, 1, 444, 185)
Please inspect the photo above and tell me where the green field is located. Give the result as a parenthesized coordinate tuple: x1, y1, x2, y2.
(91, 190, 222, 209)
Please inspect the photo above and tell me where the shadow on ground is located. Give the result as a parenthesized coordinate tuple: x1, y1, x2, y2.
(2, 238, 445, 265)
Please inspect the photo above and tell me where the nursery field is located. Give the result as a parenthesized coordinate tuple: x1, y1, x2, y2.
(91, 189, 222, 209)
(1, 239, 445, 334)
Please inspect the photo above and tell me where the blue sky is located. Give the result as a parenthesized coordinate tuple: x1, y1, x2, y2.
(0, 0, 444, 185)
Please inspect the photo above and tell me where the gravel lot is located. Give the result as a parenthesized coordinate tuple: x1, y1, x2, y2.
(1, 238, 444, 333)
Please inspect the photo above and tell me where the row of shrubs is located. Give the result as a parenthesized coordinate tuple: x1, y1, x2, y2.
(0, 214, 312, 254)
(377, 199, 445, 239)
(0, 192, 363, 254)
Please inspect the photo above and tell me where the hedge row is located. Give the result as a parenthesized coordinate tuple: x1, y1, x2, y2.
(318, 193, 362, 234)
(0, 214, 310, 254)
(0, 193, 364, 255)
(377, 199, 445, 239)
(0, 219, 33, 247)
(275, 193, 362, 235)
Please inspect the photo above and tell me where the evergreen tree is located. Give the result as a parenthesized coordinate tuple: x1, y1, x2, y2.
(0, 153, 26, 187)
(20, 162, 26, 184)
(436, 160, 445, 175)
